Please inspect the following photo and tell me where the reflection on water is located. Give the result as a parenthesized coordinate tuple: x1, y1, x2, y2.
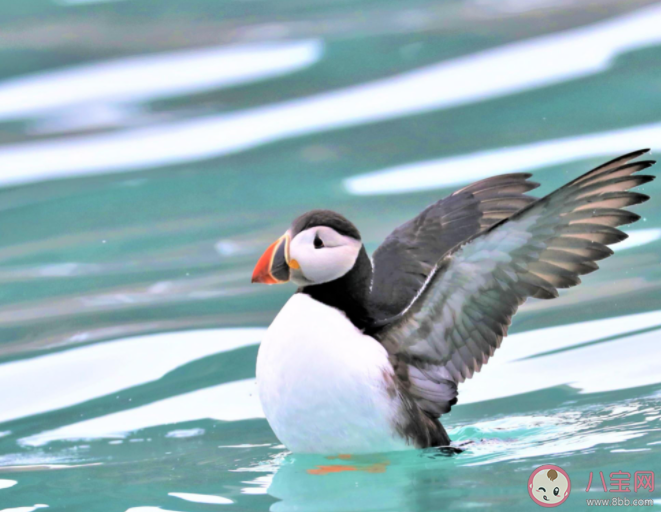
(345, 121, 661, 193)
(460, 310, 661, 402)
(168, 492, 233, 505)
(0, 506, 49, 512)
(59, 0, 130, 5)
(0, 328, 263, 424)
(242, 387, 660, 511)
(0, 0, 660, 511)
(0, 40, 321, 122)
(20, 379, 261, 447)
(2, 4, 661, 185)
(616, 228, 661, 251)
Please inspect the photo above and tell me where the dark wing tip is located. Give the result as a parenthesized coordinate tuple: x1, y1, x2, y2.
(592, 149, 651, 172)
(612, 148, 650, 161)
(633, 160, 656, 170)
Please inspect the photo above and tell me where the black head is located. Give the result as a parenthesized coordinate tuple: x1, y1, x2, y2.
(290, 210, 361, 241)
(252, 209, 363, 287)
(251, 209, 373, 328)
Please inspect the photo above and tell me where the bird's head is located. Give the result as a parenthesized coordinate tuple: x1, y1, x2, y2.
(251, 210, 363, 287)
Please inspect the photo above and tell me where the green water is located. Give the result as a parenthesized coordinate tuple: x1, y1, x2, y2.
(1, 1, 661, 510)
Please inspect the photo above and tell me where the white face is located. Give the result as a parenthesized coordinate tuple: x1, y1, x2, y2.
(288, 226, 362, 286)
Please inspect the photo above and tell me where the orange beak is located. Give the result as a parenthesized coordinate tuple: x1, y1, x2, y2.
(251, 233, 291, 284)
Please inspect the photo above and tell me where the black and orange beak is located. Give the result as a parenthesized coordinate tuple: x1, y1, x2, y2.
(251, 232, 292, 284)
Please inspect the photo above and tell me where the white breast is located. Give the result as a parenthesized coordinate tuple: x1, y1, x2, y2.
(256, 293, 410, 454)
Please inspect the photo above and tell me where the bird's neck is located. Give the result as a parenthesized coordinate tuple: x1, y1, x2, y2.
(298, 246, 373, 330)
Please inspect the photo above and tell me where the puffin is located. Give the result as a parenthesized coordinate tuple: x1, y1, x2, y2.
(251, 150, 655, 454)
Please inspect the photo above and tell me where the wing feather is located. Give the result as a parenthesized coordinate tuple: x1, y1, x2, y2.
(376, 150, 655, 417)
(369, 173, 540, 319)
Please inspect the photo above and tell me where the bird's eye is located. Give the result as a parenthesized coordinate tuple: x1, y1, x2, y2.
(314, 234, 324, 249)
(553, 487, 560, 496)
(538, 487, 546, 492)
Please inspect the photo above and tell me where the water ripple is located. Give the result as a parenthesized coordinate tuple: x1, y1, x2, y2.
(2, 4, 661, 184)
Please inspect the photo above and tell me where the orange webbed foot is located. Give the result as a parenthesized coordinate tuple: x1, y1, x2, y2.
(307, 465, 357, 475)
(308, 457, 390, 475)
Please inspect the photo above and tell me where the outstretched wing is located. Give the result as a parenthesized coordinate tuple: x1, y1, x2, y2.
(370, 174, 540, 319)
(376, 150, 655, 417)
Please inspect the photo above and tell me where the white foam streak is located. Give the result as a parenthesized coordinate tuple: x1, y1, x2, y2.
(2, 4, 661, 184)
(345, 122, 661, 194)
(0, 41, 322, 121)
(0, 480, 17, 490)
(20, 379, 262, 446)
(461, 310, 661, 403)
(125, 508, 181, 512)
(165, 428, 205, 439)
(468, 430, 645, 466)
(615, 228, 661, 251)
(0, 328, 263, 425)
(0, 507, 48, 512)
(169, 493, 233, 505)
(58, 0, 129, 4)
